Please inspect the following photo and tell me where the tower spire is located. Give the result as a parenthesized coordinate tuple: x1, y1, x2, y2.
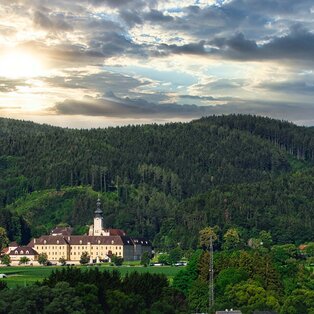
(93, 196, 104, 235)
(94, 196, 103, 217)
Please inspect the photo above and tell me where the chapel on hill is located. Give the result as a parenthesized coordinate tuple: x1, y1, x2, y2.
(26, 198, 152, 262)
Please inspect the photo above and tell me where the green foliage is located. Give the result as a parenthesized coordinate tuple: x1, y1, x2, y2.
(305, 243, 314, 257)
(158, 253, 171, 265)
(0, 227, 8, 251)
(224, 281, 281, 314)
(199, 226, 219, 249)
(111, 255, 123, 266)
(140, 251, 150, 267)
(0, 254, 10, 266)
(2, 115, 314, 250)
(38, 252, 48, 265)
(58, 257, 66, 266)
(168, 247, 183, 265)
(215, 267, 248, 295)
(0, 281, 7, 291)
(281, 289, 314, 314)
(172, 249, 202, 295)
(19, 256, 30, 264)
(223, 228, 241, 251)
(188, 279, 209, 313)
(79, 251, 90, 265)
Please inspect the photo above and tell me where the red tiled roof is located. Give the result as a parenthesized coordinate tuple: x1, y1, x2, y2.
(9, 246, 38, 256)
(32, 236, 69, 245)
(68, 235, 130, 245)
(1, 247, 9, 254)
(50, 226, 73, 236)
(107, 229, 126, 236)
(299, 244, 308, 250)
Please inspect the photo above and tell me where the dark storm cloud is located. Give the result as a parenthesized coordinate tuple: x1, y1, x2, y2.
(52, 93, 314, 123)
(33, 10, 72, 31)
(259, 80, 314, 94)
(145, 10, 174, 23)
(179, 95, 242, 102)
(209, 25, 314, 61)
(88, 0, 147, 9)
(157, 41, 207, 56)
(224, 0, 314, 16)
(158, 25, 314, 62)
(44, 71, 151, 95)
(53, 95, 211, 118)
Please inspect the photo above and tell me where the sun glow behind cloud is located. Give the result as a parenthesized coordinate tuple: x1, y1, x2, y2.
(0, 0, 314, 127)
(0, 49, 45, 79)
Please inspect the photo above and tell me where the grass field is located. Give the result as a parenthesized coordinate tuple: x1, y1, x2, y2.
(0, 265, 184, 288)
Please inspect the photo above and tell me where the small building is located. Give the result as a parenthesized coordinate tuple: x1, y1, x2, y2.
(9, 246, 38, 262)
(28, 198, 152, 262)
(50, 226, 73, 236)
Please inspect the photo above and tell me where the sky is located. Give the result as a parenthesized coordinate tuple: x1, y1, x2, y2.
(0, 0, 314, 128)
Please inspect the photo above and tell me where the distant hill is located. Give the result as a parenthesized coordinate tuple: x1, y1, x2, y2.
(0, 115, 314, 248)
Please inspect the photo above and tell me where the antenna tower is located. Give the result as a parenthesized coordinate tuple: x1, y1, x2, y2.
(208, 235, 214, 313)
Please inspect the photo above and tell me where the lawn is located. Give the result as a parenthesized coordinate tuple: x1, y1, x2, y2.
(0, 265, 184, 288)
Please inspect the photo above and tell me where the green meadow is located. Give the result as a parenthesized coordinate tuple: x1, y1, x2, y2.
(0, 265, 183, 288)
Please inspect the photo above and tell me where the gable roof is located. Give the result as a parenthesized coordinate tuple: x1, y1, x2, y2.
(9, 246, 38, 256)
(51, 226, 73, 236)
(132, 238, 151, 246)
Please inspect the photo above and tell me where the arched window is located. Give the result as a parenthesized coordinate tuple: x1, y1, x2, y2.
(26, 250, 29, 254)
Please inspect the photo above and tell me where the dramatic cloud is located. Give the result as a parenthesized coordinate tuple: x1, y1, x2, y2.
(1, 0, 314, 126)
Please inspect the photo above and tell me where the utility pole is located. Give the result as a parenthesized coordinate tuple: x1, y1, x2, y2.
(209, 235, 214, 313)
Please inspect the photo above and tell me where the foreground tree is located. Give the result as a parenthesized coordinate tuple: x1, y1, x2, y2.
(111, 254, 123, 266)
(0, 227, 9, 252)
(19, 256, 30, 265)
(1, 254, 11, 266)
(140, 251, 150, 267)
(199, 226, 219, 249)
(80, 251, 90, 265)
(281, 288, 314, 314)
(38, 253, 48, 265)
(168, 247, 183, 265)
(225, 281, 280, 314)
(223, 228, 241, 251)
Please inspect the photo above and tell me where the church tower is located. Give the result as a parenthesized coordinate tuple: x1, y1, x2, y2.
(93, 197, 104, 236)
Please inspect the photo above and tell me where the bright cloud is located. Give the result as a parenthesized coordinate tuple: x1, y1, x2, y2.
(0, 0, 314, 127)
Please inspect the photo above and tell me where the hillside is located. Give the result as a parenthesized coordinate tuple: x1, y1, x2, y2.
(1, 115, 314, 248)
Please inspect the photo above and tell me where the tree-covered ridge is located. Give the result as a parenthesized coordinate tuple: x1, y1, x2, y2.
(0, 115, 301, 204)
(195, 115, 314, 160)
(1, 114, 314, 248)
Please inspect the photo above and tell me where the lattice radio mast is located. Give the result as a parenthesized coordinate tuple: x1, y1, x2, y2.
(208, 235, 214, 313)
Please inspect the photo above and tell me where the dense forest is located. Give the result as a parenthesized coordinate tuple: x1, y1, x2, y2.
(0, 115, 314, 248)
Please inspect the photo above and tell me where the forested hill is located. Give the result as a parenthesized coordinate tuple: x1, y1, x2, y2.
(1, 115, 314, 248)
